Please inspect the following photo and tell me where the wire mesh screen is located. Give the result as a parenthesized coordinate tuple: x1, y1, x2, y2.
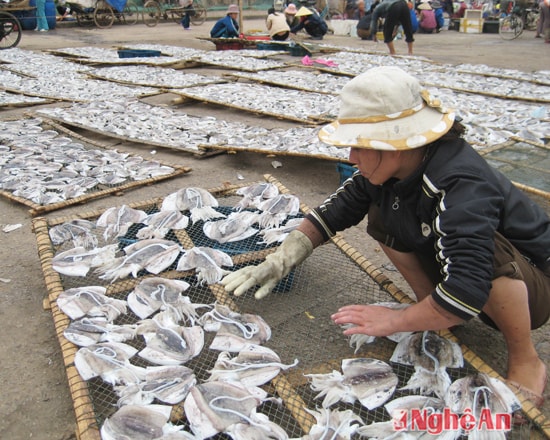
(35, 178, 549, 440)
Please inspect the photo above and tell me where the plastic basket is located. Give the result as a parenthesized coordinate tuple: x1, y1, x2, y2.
(117, 49, 161, 58)
(288, 45, 311, 56)
(214, 42, 244, 50)
(256, 43, 287, 51)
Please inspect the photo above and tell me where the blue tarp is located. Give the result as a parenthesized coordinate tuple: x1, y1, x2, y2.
(107, 0, 126, 13)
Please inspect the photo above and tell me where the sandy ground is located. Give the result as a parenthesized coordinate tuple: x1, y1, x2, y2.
(0, 15, 549, 440)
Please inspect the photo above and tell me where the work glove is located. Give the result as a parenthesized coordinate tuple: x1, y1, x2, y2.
(221, 230, 313, 299)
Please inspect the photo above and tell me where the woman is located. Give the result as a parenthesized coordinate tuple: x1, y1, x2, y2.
(222, 66, 550, 415)
(417, 2, 436, 33)
(290, 6, 328, 40)
(266, 7, 290, 41)
(210, 4, 240, 38)
(284, 3, 300, 28)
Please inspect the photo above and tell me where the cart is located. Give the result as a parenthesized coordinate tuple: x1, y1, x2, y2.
(67, 0, 139, 28)
(0, 0, 26, 48)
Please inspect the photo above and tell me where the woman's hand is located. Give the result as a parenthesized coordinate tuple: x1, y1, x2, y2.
(331, 304, 402, 337)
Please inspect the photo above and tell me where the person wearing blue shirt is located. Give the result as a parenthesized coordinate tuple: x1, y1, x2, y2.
(210, 4, 240, 38)
(431, 0, 445, 32)
(290, 6, 328, 40)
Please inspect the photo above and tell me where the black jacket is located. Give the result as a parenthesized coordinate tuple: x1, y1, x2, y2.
(307, 138, 550, 321)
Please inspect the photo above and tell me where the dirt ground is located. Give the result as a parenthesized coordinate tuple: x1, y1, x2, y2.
(0, 16, 549, 440)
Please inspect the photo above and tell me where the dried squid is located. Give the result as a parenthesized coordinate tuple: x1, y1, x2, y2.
(306, 358, 398, 410)
(390, 331, 463, 399)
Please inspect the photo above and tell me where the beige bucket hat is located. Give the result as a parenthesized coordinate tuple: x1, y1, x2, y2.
(318, 66, 455, 150)
(295, 6, 313, 16)
(418, 3, 432, 10)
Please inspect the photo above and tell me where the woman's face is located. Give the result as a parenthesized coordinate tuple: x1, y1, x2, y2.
(348, 147, 401, 185)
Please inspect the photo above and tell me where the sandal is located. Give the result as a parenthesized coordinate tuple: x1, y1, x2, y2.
(506, 372, 547, 426)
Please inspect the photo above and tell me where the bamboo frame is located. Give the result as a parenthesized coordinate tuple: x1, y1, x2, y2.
(33, 175, 550, 439)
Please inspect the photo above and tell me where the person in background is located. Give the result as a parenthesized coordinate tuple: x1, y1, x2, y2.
(452, 0, 467, 18)
(371, 0, 415, 54)
(266, 7, 291, 40)
(56, 0, 72, 21)
(408, 0, 419, 32)
(284, 3, 300, 28)
(290, 6, 328, 40)
(536, 0, 550, 42)
(431, 0, 445, 32)
(210, 4, 240, 38)
(35, 0, 49, 32)
(418, 2, 436, 33)
(221, 66, 550, 417)
(179, 0, 194, 30)
(356, 0, 379, 39)
(352, 0, 366, 19)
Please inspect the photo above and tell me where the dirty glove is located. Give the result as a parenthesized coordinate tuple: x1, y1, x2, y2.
(221, 230, 313, 299)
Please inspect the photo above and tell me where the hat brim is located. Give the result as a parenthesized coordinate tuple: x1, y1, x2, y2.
(319, 107, 455, 150)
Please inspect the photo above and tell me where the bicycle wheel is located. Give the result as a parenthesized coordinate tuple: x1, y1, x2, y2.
(123, 1, 139, 25)
(190, 6, 206, 26)
(143, 0, 161, 27)
(94, 0, 115, 28)
(0, 12, 22, 49)
(76, 11, 95, 27)
(499, 15, 523, 39)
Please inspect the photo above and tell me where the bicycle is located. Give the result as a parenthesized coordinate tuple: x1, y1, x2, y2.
(0, 10, 22, 49)
(164, 0, 207, 26)
(498, 0, 539, 39)
(93, 0, 139, 28)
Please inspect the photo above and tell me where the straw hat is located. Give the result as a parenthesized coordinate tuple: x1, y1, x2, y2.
(295, 6, 313, 17)
(284, 3, 298, 14)
(418, 2, 432, 9)
(318, 67, 455, 150)
(227, 4, 239, 14)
